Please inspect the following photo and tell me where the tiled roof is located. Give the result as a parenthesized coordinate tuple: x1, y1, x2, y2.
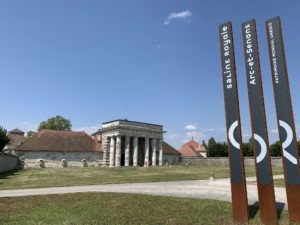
(15, 129, 102, 152)
(179, 140, 206, 157)
(9, 128, 25, 135)
(163, 142, 181, 155)
(15, 129, 179, 155)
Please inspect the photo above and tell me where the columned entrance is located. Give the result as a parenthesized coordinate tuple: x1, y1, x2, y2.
(100, 119, 164, 167)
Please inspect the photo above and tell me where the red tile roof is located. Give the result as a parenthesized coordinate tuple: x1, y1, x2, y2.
(15, 129, 102, 152)
(179, 139, 206, 157)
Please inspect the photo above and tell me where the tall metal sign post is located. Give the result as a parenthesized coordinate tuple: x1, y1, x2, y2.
(241, 19, 277, 225)
(266, 16, 300, 222)
(219, 22, 249, 224)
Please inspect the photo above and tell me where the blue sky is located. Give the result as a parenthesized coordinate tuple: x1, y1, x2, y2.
(1, 0, 300, 148)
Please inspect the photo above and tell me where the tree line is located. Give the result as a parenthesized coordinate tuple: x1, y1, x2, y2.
(205, 137, 300, 157)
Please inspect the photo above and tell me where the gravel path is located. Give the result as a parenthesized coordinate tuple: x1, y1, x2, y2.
(0, 175, 287, 208)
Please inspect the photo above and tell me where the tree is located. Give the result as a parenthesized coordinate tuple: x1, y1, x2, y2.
(38, 115, 72, 131)
(207, 138, 228, 157)
(207, 137, 217, 157)
(0, 126, 10, 151)
(243, 138, 254, 157)
(216, 142, 228, 157)
(26, 131, 36, 138)
(270, 141, 281, 156)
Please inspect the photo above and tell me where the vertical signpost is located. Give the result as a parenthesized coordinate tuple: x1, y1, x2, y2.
(219, 22, 249, 224)
(242, 19, 277, 225)
(266, 17, 300, 222)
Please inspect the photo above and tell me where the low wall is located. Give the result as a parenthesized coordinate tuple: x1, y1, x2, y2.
(163, 154, 181, 165)
(181, 157, 283, 167)
(15, 151, 102, 168)
(0, 152, 18, 173)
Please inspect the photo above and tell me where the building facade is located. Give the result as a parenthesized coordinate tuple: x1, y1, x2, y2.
(4, 128, 27, 154)
(14, 120, 180, 168)
(15, 129, 102, 167)
(99, 119, 164, 167)
(179, 139, 207, 158)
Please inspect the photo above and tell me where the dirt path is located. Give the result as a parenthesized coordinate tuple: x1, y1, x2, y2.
(0, 175, 287, 208)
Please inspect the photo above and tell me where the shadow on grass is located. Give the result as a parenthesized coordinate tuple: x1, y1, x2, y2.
(275, 202, 285, 219)
(249, 201, 285, 220)
(249, 202, 259, 219)
(0, 167, 24, 181)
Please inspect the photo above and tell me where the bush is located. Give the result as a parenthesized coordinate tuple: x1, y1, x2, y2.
(207, 137, 228, 157)
(270, 141, 281, 156)
(0, 126, 10, 151)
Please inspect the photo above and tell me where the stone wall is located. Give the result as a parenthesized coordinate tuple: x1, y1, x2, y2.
(15, 151, 181, 168)
(163, 154, 181, 165)
(15, 151, 103, 168)
(0, 153, 18, 173)
(181, 157, 283, 167)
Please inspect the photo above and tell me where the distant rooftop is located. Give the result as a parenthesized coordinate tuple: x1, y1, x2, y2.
(15, 129, 101, 152)
(179, 139, 207, 157)
(9, 128, 25, 135)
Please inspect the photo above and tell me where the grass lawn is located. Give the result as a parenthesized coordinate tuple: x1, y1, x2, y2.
(0, 192, 295, 225)
(248, 178, 286, 187)
(274, 179, 285, 187)
(0, 165, 283, 190)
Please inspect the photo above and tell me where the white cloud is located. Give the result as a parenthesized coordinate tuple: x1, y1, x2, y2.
(186, 130, 204, 139)
(185, 124, 197, 130)
(271, 128, 278, 134)
(163, 10, 192, 25)
(183, 125, 226, 143)
(203, 128, 215, 132)
(243, 133, 250, 138)
(242, 133, 251, 142)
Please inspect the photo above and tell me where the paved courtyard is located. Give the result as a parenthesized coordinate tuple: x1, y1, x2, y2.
(0, 175, 287, 208)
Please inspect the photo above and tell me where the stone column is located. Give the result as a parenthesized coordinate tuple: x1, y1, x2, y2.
(102, 135, 109, 166)
(151, 138, 157, 166)
(115, 135, 122, 167)
(133, 136, 138, 167)
(158, 138, 163, 166)
(125, 136, 130, 166)
(109, 136, 115, 167)
(144, 137, 149, 167)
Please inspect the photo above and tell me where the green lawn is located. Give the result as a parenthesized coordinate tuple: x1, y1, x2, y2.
(274, 179, 285, 187)
(0, 165, 283, 190)
(248, 178, 286, 187)
(0, 192, 295, 225)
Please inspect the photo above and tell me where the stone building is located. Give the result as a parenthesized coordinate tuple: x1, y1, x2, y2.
(94, 119, 166, 167)
(179, 139, 207, 158)
(162, 141, 182, 164)
(15, 129, 102, 167)
(14, 119, 181, 167)
(4, 128, 27, 154)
